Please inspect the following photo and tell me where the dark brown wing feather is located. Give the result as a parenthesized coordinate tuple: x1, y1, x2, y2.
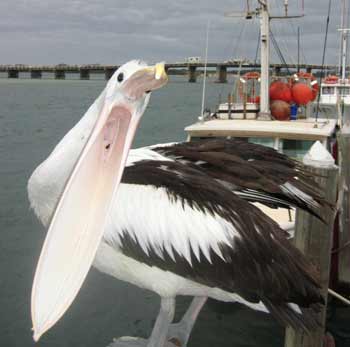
(152, 138, 330, 220)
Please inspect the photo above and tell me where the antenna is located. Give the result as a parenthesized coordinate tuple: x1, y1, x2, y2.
(200, 20, 210, 123)
(338, 0, 349, 80)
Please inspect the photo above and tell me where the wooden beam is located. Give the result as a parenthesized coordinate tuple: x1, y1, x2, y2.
(284, 144, 338, 347)
(338, 125, 350, 286)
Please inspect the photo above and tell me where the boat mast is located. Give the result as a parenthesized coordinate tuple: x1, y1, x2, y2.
(226, 0, 303, 121)
(339, 0, 349, 80)
(258, 0, 271, 119)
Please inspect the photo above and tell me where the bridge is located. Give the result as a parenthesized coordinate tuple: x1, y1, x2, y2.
(0, 62, 341, 83)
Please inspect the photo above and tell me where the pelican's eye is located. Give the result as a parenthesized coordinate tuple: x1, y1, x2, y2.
(117, 73, 124, 82)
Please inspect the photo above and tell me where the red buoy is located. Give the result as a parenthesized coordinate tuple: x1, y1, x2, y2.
(291, 82, 313, 105)
(270, 100, 290, 121)
(269, 81, 292, 103)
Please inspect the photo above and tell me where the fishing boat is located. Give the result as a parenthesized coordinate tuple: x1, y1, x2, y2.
(312, 0, 350, 126)
(312, 75, 350, 123)
(184, 1, 339, 233)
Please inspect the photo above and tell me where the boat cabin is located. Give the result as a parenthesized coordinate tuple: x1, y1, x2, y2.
(312, 76, 350, 123)
(319, 77, 350, 104)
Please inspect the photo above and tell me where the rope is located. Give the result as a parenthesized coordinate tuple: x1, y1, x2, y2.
(328, 288, 350, 306)
(254, 28, 260, 64)
(315, 0, 332, 123)
(270, 29, 291, 74)
(220, 17, 248, 105)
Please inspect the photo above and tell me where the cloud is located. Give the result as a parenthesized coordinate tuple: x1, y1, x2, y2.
(0, 0, 345, 66)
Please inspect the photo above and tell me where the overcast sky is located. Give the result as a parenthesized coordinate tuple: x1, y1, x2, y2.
(0, 1, 347, 66)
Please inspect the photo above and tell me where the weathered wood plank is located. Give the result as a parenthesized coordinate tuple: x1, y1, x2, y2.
(338, 126, 350, 286)
(284, 145, 338, 347)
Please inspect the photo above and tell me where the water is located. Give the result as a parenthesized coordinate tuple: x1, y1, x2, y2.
(0, 76, 348, 347)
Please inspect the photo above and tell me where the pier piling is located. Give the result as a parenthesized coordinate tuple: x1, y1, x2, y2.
(8, 69, 19, 78)
(30, 70, 42, 79)
(284, 143, 338, 347)
(338, 124, 350, 286)
(216, 65, 227, 83)
(54, 69, 65, 80)
(80, 69, 90, 80)
(188, 65, 197, 83)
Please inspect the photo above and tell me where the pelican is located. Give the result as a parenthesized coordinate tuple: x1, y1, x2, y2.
(29, 60, 325, 347)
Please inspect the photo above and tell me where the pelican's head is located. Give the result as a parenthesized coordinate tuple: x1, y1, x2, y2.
(105, 60, 167, 119)
(31, 60, 167, 341)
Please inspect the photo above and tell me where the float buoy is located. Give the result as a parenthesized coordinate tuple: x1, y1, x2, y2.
(291, 72, 319, 103)
(269, 80, 292, 103)
(270, 100, 290, 120)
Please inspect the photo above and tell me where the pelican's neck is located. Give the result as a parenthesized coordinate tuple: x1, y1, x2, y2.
(28, 90, 106, 226)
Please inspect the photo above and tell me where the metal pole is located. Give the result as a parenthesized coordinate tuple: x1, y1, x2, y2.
(339, 0, 346, 78)
(297, 27, 300, 73)
(340, 0, 349, 80)
(258, 1, 271, 119)
(200, 20, 210, 123)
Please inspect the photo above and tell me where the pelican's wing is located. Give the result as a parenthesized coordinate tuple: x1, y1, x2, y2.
(112, 160, 323, 332)
(151, 139, 329, 220)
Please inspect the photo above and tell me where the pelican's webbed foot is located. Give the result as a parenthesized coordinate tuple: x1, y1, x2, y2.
(109, 297, 207, 347)
(166, 297, 207, 347)
(109, 298, 176, 347)
(108, 336, 177, 347)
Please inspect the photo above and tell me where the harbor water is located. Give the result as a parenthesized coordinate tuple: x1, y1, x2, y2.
(0, 76, 349, 347)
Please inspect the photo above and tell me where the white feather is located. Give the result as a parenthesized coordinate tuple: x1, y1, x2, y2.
(103, 183, 240, 265)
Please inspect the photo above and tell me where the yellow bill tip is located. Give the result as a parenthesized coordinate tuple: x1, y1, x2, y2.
(155, 62, 167, 80)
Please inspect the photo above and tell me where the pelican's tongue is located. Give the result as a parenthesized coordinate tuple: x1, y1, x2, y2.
(31, 63, 168, 340)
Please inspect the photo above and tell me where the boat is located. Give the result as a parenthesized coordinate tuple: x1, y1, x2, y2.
(184, 1, 339, 233)
(312, 74, 350, 124)
(312, 0, 350, 126)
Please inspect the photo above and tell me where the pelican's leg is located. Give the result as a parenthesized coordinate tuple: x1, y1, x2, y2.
(148, 297, 176, 347)
(109, 297, 176, 347)
(167, 296, 207, 347)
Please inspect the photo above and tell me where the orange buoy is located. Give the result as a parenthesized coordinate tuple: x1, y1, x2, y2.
(323, 75, 339, 84)
(248, 95, 260, 103)
(291, 82, 314, 105)
(269, 80, 292, 103)
(270, 100, 290, 121)
(290, 72, 319, 104)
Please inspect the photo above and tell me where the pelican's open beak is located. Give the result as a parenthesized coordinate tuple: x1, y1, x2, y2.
(31, 63, 168, 341)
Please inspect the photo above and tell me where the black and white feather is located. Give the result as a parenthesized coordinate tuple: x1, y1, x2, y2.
(149, 139, 328, 220)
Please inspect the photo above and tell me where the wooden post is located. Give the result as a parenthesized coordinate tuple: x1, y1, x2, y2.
(54, 69, 65, 80)
(228, 93, 232, 119)
(8, 69, 19, 78)
(338, 124, 350, 285)
(216, 65, 227, 83)
(80, 68, 90, 80)
(188, 65, 197, 83)
(284, 142, 338, 347)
